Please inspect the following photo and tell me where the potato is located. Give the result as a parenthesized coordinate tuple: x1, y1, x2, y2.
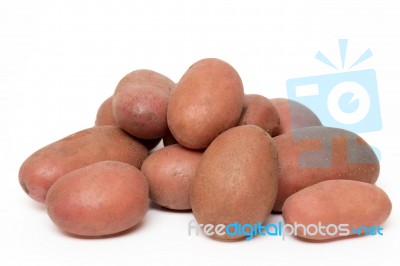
(141, 144, 202, 210)
(282, 180, 392, 240)
(237, 94, 280, 136)
(46, 161, 149, 237)
(168, 58, 244, 149)
(19, 126, 148, 203)
(273, 126, 379, 211)
(95, 96, 116, 126)
(113, 69, 175, 139)
(191, 125, 279, 240)
(271, 98, 322, 135)
(95, 96, 161, 150)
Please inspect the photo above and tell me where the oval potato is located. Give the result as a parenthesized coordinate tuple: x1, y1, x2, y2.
(46, 161, 149, 237)
(191, 125, 279, 240)
(237, 94, 280, 136)
(271, 98, 321, 135)
(141, 144, 202, 210)
(282, 180, 392, 240)
(168, 58, 244, 149)
(273, 126, 379, 211)
(19, 126, 148, 203)
(113, 69, 175, 139)
(95, 96, 161, 150)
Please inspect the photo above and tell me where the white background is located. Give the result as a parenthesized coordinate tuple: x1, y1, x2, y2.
(1, 0, 399, 265)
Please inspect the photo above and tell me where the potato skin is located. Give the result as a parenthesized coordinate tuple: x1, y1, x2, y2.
(168, 58, 244, 149)
(19, 126, 149, 203)
(113, 69, 175, 139)
(191, 125, 279, 240)
(46, 161, 149, 237)
(237, 94, 280, 136)
(273, 126, 379, 211)
(271, 98, 321, 135)
(141, 144, 202, 210)
(282, 180, 392, 240)
(95, 96, 161, 150)
(95, 96, 116, 126)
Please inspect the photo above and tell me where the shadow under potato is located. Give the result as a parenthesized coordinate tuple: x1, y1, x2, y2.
(55, 221, 146, 240)
(149, 201, 192, 214)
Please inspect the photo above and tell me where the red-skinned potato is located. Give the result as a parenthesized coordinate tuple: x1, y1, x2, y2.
(273, 126, 379, 211)
(113, 69, 175, 139)
(19, 126, 149, 203)
(141, 144, 202, 210)
(95, 96, 161, 150)
(271, 98, 321, 135)
(237, 94, 280, 136)
(282, 180, 392, 241)
(191, 125, 279, 240)
(46, 161, 149, 237)
(168, 58, 244, 149)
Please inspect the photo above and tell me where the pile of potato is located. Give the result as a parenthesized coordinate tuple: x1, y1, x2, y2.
(19, 58, 391, 241)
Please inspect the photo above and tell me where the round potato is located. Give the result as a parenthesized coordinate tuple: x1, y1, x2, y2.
(46, 161, 149, 237)
(141, 144, 202, 210)
(113, 69, 175, 139)
(237, 94, 280, 136)
(191, 125, 279, 240)
(19, 126, 149, 203)
(95, 96, 161, 150)
(95, 96, 116, 126)
(282, 180, 392, 240)
(273, 126, 380, 211)
(167, 58, 244, 149)
(271, 98, 321, 135)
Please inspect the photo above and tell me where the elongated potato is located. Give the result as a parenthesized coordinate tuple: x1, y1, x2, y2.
(168, 58, 244, 149)
(237, 94, 280, 136)
(282, 180, 392, 240)
(46, 161, 149, 237)
(113, 69, 175, 139)
(271, 98, 321, 135)
(19, 126, 148, 203)
(141, 144, 202, 210)
(191, 125, 279, 240)
(273, 126, 379, 211)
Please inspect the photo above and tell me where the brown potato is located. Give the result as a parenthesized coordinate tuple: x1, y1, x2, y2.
(95, 96, 116, 126)
(19, 126, 149, 203)
(271, 98, 321, 135)
(46, 161, 149, 237)
(282, 180, 392, 240)
(141, 144, 202, 210)
(237, 94, 280, 136)
(113, 69, 175, 139)
(167, 58, 244, 149)
(273, 126, 379, 211)
(191, 125, 279, 240)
